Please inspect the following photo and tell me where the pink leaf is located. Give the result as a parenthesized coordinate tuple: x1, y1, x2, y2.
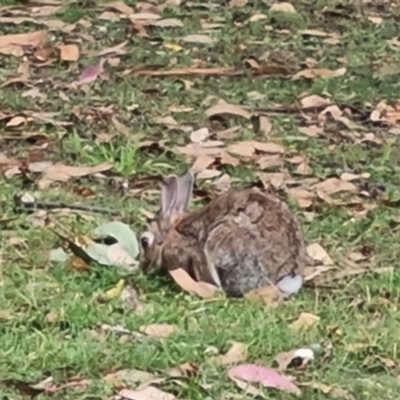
(78, 59, 106, 85)
(228, 364, 301, 395)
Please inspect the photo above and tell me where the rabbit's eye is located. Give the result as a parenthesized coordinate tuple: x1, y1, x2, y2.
(140, 232, 154, 249)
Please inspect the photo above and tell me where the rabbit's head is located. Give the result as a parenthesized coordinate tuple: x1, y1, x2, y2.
(140, 171, 194, 272)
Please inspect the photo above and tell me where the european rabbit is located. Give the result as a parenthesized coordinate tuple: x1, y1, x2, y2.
(140, 171, 307, 297)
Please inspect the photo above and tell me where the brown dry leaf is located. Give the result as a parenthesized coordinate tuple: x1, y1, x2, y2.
(38, 162, 113, 188)
(302, 382, 355, 400)
(197, 169, 221, 180)
(191, 155, 215, 173)
(0, 153, 21, 173)
(1, 58, 30, 88)
(340, 172, 370, 182)
(119, 386, 175, 400)
(93, 41, 128, 57)
(296, 159, 312, 175)
(311, 178, 357, 196)
(168, 268, 222, 299)
(167, 362, 199, 378)
(67, 255, 90, 273)
(190, 127, 210, 143)
(6, 115, 26, 128)
(129, 12, 161, 21)
(258, 172, 286, 190)
(298, 125, 323, 137)
(210, 342, 247, 365)
(139, 324, 176, 338)
(307, 243, 334, 266)
(259, 116, 272, 137)
(0, 30, 47, 56)
(112, 116, 131, 136)
(270, 2, 296, 13)
(150, 18, 184, 27)
(245, 285, 281, 308)
(45, 310, 59, 323)
(290, 313, 320, 331)
(104, 369, 156, 386)
(105, 1, 135, 15)
(304, 266, 333, 282)
(293, 67, 346, 80)
(59, 44, 79, 61)
(300, 95, 330, 109)
(182, 34, 213, 44)
(205, 102, 251, 119)
(287, 188, 315, 208)
(230, 0, 248, 6)
(228, 141, 284, 157)
(214, 173, 231, 191)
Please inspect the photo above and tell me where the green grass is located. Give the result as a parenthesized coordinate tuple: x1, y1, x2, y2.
(2, 0, 400, 399)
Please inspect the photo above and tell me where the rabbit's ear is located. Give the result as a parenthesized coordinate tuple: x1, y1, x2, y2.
(175, 170, 194, 212)
(161, 175, 178, 215)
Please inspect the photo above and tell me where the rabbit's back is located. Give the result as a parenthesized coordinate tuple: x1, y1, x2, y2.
(174, 188, 306, 296)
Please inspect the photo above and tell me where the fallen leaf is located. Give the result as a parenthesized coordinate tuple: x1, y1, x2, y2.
(304, 266, 333, 281)
(293, 67, 346, 80)
(94, 41, 128, 57)
(104, 369, 156, 386)
(119, 387, 175, 400)
(298, 125, 323, 137)
(290, 312, 320, 331)
(129, 12, 161, 21)
(105, 1, 134, 15)
(0, 30, 47, 56)
(274, 347, 315, 371)
(167, 362, 199, 378)
(139, 324, 176, 338)
(205, 103, 251, 119)
(150, 18, 183, 27)
(105, 279, 125, 300)
(210, 342, 247, 365)
(168, 268, 222, 299)
(59, 44, 79, 61)
(227, 141, 284, 157)
(340, 172, 370, 182)
(163, 43, 183, 52)
(76, 59, 106, 86)
(6, 116, 26, 128)
(230, 0, 248, 6)
(311, 178, 357, 196)
(270, 2, 296, 13)
(190, 127, 210, 143)
(197, 169, 222, 179)
(67, 255, 90, 273)
(45, 310, 59, 323)
(368, 16, 382, 25)
(302, 382, 355, 400)
(191, 155, 215, 173)
(182, 34, 213, 44)
(259, 116, 272, 137)
(38, 161, 112, 188)
(228, 364, 301, 395)
(306, 243, 333, 265)
(300, 95, 331, 109)
(214, 173, 231, 191)
(245, 285, 281, 308)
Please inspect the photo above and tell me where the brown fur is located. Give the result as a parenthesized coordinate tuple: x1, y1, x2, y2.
(140, 174, 307, 297)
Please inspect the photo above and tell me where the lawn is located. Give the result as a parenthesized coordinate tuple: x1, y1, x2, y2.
(1, 0, 400, 399)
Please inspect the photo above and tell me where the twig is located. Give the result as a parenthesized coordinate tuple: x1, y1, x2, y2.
(14, 196, 121, 217)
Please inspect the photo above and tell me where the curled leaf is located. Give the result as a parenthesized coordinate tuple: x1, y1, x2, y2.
(228, 364, 301, 395)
